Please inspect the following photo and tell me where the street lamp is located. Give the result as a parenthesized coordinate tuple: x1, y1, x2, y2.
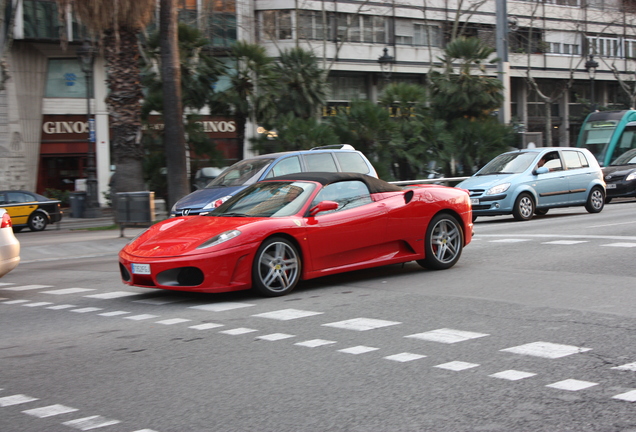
(77, 39, 101, 218)
(585, 54, 599, 112)
(377, 47, 395, 82)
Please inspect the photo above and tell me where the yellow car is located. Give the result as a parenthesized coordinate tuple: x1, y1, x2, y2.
(0, 190, 63, 232)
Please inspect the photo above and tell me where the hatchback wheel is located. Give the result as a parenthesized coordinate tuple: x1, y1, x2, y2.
(252, 237, 301, 296)
(513, 193, 534, 221)
(585, 186, 605, 213)
(28, 212, 48, 231)
(417, 213, 463, 270)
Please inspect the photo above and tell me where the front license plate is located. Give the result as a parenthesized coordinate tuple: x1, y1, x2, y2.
(132, 263, 151, 275)
(471, 198, 479, 205)
(606, 183, 616, 189)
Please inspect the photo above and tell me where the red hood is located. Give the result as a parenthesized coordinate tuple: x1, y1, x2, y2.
(123, 216, 258, 258)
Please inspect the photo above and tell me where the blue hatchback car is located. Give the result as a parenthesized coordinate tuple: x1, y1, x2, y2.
(171, 145, 377, 217)
(456, 147, 605, 221)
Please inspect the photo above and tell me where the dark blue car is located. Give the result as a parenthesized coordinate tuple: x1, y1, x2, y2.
(170, 145, 377, 217)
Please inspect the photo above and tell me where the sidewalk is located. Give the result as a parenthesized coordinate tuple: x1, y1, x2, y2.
(54, 208, 167, 231)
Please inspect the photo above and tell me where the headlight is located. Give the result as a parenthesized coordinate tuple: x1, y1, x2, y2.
(197, 230, 241, 249)
(486, 183, 511, 195)
(626, 172, 636, 182)
(203, 195, 232, 210)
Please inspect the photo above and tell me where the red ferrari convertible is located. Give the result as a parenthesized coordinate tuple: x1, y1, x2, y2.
(119, 172, 473, 297)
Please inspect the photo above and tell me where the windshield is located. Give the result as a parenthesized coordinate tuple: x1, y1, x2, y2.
(611, 148, 636, 165)
(206, 158, 275, 188)
(210, 181, 317, 217)
(476, 152, 537, 175)
(579, 120, 618, 164)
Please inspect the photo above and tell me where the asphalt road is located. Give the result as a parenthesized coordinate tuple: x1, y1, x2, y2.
(2, 201, 636, 432)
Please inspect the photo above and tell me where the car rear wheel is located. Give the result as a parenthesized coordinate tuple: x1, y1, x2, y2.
(252, 237, 301, 297)
(417, 213, 463, 270)
(585, 186, 605, 213)
(513, 193, 534, 221)
(28, 212, 48, 231)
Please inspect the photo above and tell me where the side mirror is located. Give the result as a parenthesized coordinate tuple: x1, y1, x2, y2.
(309, 200, 338, 216)
(534, 167, 549, 175)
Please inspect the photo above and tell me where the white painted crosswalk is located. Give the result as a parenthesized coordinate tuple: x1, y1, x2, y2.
(3, 284, 636, 408)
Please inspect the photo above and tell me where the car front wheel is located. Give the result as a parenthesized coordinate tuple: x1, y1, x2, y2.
(585, 186, 605, 213)
(252, 237, 301, 297)
(417, 213, 463, 270)
(513, 193, 534, 221)
(28, 212, 48, 231)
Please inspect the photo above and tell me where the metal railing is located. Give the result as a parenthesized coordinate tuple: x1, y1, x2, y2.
(389, 177, 470, 187)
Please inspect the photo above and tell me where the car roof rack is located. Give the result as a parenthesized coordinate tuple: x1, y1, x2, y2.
(310, 144, 355, 151)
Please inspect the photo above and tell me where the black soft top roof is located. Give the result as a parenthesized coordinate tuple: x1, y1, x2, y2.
(268, 172, 403, 194)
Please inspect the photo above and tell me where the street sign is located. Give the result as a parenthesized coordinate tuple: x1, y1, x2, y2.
(88, 118, 95, 142)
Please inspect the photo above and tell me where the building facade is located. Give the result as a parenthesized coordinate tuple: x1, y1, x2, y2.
(2, 0, 636, 201)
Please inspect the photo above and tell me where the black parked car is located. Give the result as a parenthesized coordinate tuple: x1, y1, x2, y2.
(603, 148, 636, 203)
(0, 190, 63, 232)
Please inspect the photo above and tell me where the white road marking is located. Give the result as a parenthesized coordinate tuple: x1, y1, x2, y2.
(501, 342, 592, 358)
(546, 379, 598, 391)
(0, 282, 14, 286)
(612, 390, 636, 402)
(322, 318, 401, 331)
(489, 239, 531, 243)
(2, 300, 29, 304)
(125, 314, 159, 321)
(189, 323, 224, 330)
(1, 285, 52, 291)
(219, 328, 257, 335)
(489, 370, 537, 381)
(542, 240, 588, 245)
(406, 328, 489, 344)
(384, 353, 426, 362)
(23, 404, 78, 417)
(0, 394, 39, 406)
(295, 339, 337, 348)
(612, 362, 636, 371)
(84, 291, 139, 299)
(46, 304, 77, 310)
(98, 311, 130, 317)
(338, 346, 379, 355)
(257, 333, 295, 341)
(602, 242, 636, 248)
(71, 307, 103, 313)
(63, 415, 121, 430)
(155, 318, 192, 325)
(435, 361, 480, 371)
(41, 288, 95, 295)
(252, 309, 323, 320)
(190, 302, 255, 312)
(22, 302, 53, 307)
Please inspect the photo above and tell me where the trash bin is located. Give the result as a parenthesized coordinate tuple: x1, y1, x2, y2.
(69, 191, 86, 218)
(115, 191, 155, 224)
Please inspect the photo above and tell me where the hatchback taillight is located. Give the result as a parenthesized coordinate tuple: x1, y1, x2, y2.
(1, 212, 12, 228)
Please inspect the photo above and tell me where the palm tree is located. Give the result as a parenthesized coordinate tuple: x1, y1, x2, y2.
(141, 22, 225, 200)
(274, 48, 328, 120)
(428, 37, 504, 121)
(378, 83, 433, 180)
(56, 0, 155, 194)
(211, 42, 278, 161)
(327, 99, 395, 178)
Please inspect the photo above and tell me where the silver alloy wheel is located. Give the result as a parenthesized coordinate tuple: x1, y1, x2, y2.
(28, 213, 47, 231)
(590, 189, 604, 210)
(430, 218, 462, 265)
(256, 240, 300, 294)
(518, 196, 534, 219)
